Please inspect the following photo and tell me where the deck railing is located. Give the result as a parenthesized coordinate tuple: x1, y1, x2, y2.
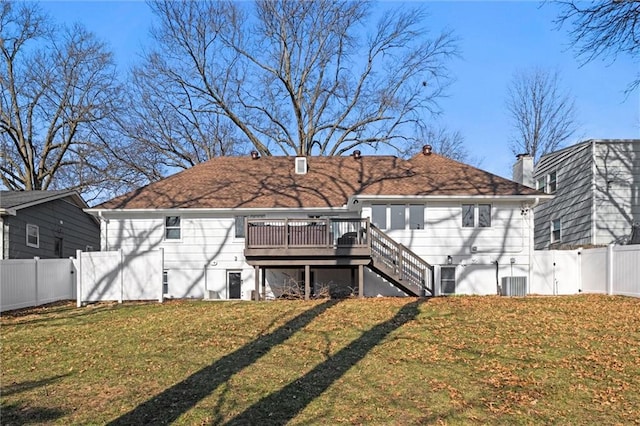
(245, 218, 369, 249)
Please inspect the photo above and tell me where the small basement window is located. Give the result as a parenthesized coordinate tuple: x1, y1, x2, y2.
(26, 224, 39, 248)
(165, 216, 181, 240)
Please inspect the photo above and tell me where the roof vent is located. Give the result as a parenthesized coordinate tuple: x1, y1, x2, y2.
(422, 145, 433, 155)
(353, 150, 362, 159)
(295, 157, 307, 174)
(250, 150, 260, 160)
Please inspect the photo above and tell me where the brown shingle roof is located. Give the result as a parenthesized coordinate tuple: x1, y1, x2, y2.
(97, 153, 540, 210)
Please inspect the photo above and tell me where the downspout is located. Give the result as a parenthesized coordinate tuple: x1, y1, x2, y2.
(591, 141, 597, 245)
(528, 197, 541, 295)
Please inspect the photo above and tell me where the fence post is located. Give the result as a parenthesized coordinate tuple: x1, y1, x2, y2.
(69, 256, 76, 300)
(34, 256, 39, 307)
(159, 248, 164, 303)
(76, 250, 82, 307)
(607, 244, 614, 295)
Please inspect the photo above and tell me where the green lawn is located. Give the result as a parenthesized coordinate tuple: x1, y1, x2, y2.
(2, 295, 639, 425)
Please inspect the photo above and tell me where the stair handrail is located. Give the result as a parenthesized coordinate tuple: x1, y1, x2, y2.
(369, 224, 433, 295)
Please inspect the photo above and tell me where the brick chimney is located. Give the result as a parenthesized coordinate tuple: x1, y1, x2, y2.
(512, 153, 534, 188)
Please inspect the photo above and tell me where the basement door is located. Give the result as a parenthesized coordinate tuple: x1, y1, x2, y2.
(227, 271, 242, 299)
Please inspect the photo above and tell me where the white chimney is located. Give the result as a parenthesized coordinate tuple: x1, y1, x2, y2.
(513, 153, 534, 188)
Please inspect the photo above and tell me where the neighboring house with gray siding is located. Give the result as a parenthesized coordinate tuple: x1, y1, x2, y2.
(0, 191, 100, 259)
(529, 139, 640, 249)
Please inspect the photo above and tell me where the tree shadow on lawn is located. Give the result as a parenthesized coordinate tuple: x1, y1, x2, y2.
(107, 299, 341, 425)
(0, 401, 67, 425)
(1, 373, 71, 397)
(225, 299, 425, 425)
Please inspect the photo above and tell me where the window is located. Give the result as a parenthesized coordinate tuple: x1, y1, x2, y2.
(536, 177, 546, 193)
(165, 216, 181, 240)
(441, 266, 456, 294)
(372, 204, 387, 230)
(478, 204, 492, 228)
(462, 204, 492, 228)
(235, 216, 246, 238)
(163, 270, 169, 294)
(548, 171, 557, 193)
(390, 205, 405, 230)
(235, 215, 265, 238)
(26, 224, 39, 248)
(462, 204, 474, 228)
(409, 204, 425, 230)
(537, 172, 557, 194)
(551, 219, 562, 244)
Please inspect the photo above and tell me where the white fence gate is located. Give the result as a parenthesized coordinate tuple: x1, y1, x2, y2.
(0, 258, 76, 312)
(77, 249, 164, 306)
(532, 245, 640, 297)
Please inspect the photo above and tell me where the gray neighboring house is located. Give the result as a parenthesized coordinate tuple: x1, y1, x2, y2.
(514, 139, 640, 249)
(0, 190, 100, 259)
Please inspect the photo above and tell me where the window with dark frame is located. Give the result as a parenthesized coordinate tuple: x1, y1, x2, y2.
(165, 216, 181, 240)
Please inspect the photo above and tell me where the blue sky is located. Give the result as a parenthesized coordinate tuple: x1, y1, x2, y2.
(38, 1, 639, 179)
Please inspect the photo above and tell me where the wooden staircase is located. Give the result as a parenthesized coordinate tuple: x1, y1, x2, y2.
(368, 224, 433, 297)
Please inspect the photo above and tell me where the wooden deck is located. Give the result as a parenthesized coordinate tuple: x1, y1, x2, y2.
(244, 218, 434, 297)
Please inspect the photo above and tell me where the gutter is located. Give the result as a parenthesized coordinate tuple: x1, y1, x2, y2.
(0, 208, 17, 216)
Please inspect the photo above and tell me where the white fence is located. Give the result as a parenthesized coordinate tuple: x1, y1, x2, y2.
(531, 245, 640, 297)
(76, 249, 164, 306)
(0, 258, 76, 312)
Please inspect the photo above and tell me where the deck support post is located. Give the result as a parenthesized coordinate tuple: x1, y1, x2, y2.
(304, 264, 311, 301)
(358, 264, 364, 298)
(261, 267, 267, 300)
(254, 265, 260, 301)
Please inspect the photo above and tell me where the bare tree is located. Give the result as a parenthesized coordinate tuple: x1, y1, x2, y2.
(128, 0, 458, 167)
(553, 1, 640, 91)
(506, 68, 578, 163)
(0, 1, 135, 200)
